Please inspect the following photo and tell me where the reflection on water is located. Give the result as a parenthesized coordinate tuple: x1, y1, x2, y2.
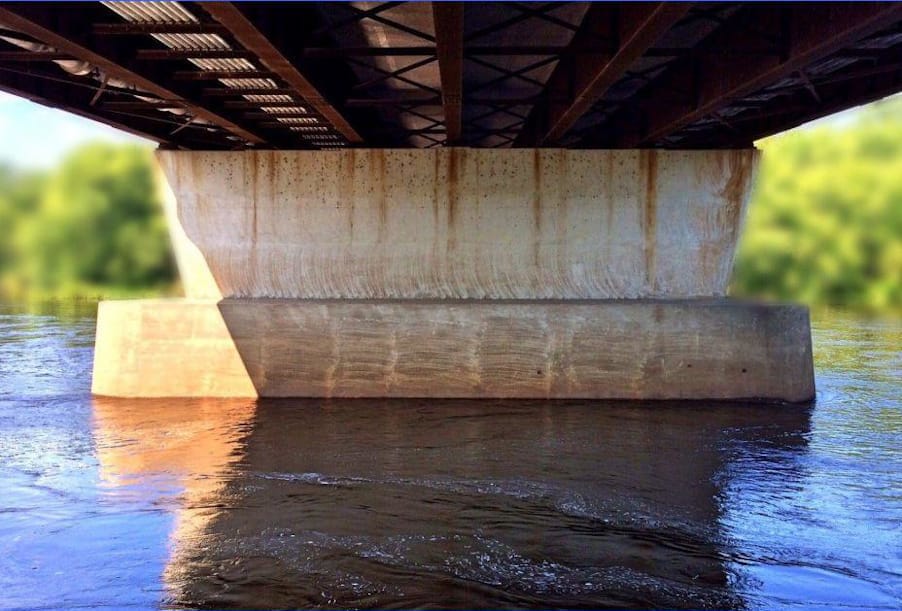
(0, 303, 899, 610)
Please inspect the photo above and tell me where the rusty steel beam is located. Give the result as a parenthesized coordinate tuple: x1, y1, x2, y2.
(681, 55, 902, 148)
(92, 22, 229, 35)
(303, 46, 436, 58)
(136, 49, 255, 61)
(300, 45, 801, 60)
(173, 70, 279, 81)
(432, 2, 464, 144)
(343, 93, 557, 108)
(0, 65, 234, 149)
(223, 100, 308, 110)
(0, 50, 72, 61)
(0, 3, 267, 145)
(244, 112, 318, 121)
(101, 100, 188, 111)
(199, 1, 363, 143)
(0, 69, 169, 145)
(516, 2, 691, 147)
(617, 2, 902, 146)
(257, 121, 334, 129)
(203, 87, 298, 97)
(741, 77, 902, 143)
(344, 96, 441, 108)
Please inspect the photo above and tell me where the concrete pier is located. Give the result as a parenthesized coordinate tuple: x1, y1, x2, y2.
(156, 148, 757, 300)
(92, 148, 815, 402)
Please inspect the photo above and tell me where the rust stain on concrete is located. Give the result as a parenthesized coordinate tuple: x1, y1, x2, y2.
(554, 151, 568, 276)
(447, 149, 459, 251)
(604, 153, 615, 235)
(641, 150, 659, 291)
(372, 149, 387, 237)
(339, 151, 355, 238)
(432, 150, 441, 227)
(533, 149, 542, 266)
(719, 149, 754, 233)
(92, 299, 816, 402)
(348, 151, 356, 238)
(249, 154, 258, 241)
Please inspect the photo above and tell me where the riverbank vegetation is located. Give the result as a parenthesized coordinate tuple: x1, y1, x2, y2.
(0, 143, 176, 300)
(0, 96, 900, 311)
(731, 95, 901, 312)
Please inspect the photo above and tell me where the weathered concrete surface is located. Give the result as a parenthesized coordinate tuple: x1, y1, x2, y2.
(157, 148, 759, 300)
(92, 298, 814, 402)
(94, 147, 809, 402)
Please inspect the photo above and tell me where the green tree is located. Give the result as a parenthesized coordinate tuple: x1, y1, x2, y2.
(2, 142, 175, 298)
(0, 165, 45, 296)
(732, 95, 902, 311)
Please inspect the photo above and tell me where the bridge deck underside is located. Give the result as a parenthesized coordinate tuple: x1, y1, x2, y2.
(0, 1, 900, 151)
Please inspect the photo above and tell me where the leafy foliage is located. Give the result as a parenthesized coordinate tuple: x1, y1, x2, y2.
(0, 143, 175, 299)
(731, 95, 902, 311)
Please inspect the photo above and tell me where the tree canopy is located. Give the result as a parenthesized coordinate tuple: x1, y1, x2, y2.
(0, 143, 175, 299)
(731, 95, 902, 311)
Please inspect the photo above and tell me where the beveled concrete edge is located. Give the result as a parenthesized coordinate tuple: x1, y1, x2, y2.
(92, 299, 258, 399)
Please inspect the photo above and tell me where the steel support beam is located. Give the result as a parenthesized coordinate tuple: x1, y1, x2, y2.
(432, 2, 464, 144)
(0, 50, 71, 61)
(681, 54, 902, 147)
(0, 3, 267, 145)
(612, 2, 902, 146)
(199, 1, 363, 143)
(203, 87, 298, 97)
(516, 2, 691, 147)
(173, 70, 279, 81)
(0, 65, 229, 149)
(92, 22, 229, 35)
(136, 49, 255, 61)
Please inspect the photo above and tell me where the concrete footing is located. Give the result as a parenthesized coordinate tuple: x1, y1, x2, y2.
(92, 298, 815, 402)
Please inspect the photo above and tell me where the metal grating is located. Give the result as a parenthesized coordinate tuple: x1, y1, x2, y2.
(98, 0, 345, 148)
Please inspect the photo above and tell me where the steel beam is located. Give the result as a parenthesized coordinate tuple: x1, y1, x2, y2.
(0, 50, 72, 61)
(0, 65, 229, 149)
(203, 87, 298, 97)
(614, 2, 902, 146)
(681, 55, 902, 147)
(432, 2, 464, 144)
(223, 100, 307, 110)
(92, 22, 229, 35)
(173, 70, 279, 81)
(516, 2, 691, 146)
(0, 3, 267, 145)
(199, 1, 363, 143)
(136, 49, 255, 61)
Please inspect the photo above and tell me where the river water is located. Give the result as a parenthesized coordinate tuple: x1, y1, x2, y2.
(0, 302, 899, 610)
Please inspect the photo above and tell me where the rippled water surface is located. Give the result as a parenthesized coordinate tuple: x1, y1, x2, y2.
(0, 302, 899, 610)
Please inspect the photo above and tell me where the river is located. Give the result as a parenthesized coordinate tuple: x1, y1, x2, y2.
(0, 302, 899, 610)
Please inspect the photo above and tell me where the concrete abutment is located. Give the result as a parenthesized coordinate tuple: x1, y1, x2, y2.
(91, 148, 815, 402)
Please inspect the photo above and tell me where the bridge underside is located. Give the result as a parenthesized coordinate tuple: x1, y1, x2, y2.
(0, 2, 899, 150)
(3, 2, 895, 401)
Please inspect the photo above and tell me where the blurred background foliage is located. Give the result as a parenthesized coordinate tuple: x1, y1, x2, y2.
(0, 95, 900, 311)
(731, 94, 901, 312)
(0, 142, 175, 300)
